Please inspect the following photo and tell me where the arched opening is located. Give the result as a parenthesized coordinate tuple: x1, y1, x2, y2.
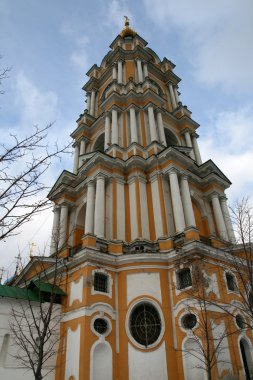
(0, 333, 10, 366)
(164, 128, 178, 146)
(73, 204, 86, 248)
(192, 201, 210, 238)
(93, 133, 105, 152)
(240, 339, 253, 380)
(91, 342, 112, 380)
(183, 338, 205, 380)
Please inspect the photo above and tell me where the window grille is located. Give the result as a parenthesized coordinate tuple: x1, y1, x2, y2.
(226, 272, 237, 291)
(129, 302, 161, 347)
(94, 272, 108, 293)
(177, 268, 192, 290)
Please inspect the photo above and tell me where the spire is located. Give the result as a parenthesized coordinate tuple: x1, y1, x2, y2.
(120, 16, 137, 38)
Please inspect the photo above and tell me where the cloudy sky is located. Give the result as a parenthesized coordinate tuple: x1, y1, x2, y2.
(0, 0, 253, 278)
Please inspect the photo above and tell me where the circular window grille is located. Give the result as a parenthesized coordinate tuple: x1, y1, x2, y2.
(236, 315, 245, 329)
(129, 302, 162, 347)
(182, 313, 197, 330)
(94, 318, 108, 335)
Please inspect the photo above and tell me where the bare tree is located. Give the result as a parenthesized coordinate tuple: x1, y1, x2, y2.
(0, 123, 71, 241)
(221, 197, 253, 328)
(178, 260, 235, 380)
(0, 57, 11, 95)
(9, 229, 67, 380)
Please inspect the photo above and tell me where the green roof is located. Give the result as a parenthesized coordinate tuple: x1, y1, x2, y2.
(30, 280, 66, 296)
(0, 281, 65, 301)
(0, 285, 40, 301)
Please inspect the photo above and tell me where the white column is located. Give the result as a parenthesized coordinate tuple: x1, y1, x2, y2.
(150, 176, 163, 238)
(211, 193, 228, 240)
(73, 143, 80, 174)
(118, 61, 123, 84)
(90, 90, 96, 116)
(79, 139, 86, 168)
(148, 106, 158, 142)
(137, 59, 144, 83)
(86, 93, 91, 113)
(85, 181, 95, 234)
(50, 206, 60, 254)
(191, 134, 202, 165)
(180, 175, 196, 227)
(59, 204, 68, 248)
(116, 179, 125, 240)
(143, 62, 148, 78)
(168, 83, 177, 110)
(220, 197, 236, 243)
(139, 178, 150, 239)
(111, 109, 118, 145)
(174, 86, 180, 104)
(129, 178, 138, 240)
(156, 110, 166, 146)
(130, 107, 138, 143)
(94, 176, 105, 238)
(169, 170, 185, 233)
(112, 64, 117, 80)
(184, 130, 196, 160)
(80, 139, 86, 156)
(104, 114, 111, 150)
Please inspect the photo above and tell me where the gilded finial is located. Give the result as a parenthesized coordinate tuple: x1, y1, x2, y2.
(120, 16, 136, 38)
(124, 15, 130, 27)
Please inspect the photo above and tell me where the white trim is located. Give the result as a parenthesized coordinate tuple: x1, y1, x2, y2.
(90, 313, 112, 338)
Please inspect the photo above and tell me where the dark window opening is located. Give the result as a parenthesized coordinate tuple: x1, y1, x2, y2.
(226, 272, 237, 291)
(94, 318, 108, 335)
(236, 315, 246, 329)
(94, 272, 108, 293)
(129, 302, 161, 347)
(182, 313, 197, 329)
(177, 268, 192, 290)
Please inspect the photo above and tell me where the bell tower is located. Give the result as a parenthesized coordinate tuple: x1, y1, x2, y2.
(49, 19, 240, 380)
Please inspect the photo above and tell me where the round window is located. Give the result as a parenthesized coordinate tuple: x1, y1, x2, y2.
(236, 315, 245, 329)
(129, 302, 162, 347)
(93, 318, 108, 335)
(181, 313, 197, 330)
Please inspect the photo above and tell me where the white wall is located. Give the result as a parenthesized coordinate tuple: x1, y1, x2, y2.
(0, 297, 57, 380)
(128, 341, 168, 380)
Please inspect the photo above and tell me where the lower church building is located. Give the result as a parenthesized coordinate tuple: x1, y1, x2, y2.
(1, 20, 253, 380)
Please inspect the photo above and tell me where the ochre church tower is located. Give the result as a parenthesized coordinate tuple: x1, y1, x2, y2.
(43, 20, 252, 380)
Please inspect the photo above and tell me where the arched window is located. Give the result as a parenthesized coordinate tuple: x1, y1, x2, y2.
(240, 339, 253, 380)
(164, 128, 178, 146)
(225, 272, 237, 292)
(93, 133, 105, 152)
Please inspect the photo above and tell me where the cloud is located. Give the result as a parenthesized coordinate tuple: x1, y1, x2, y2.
(200, 104, 253, 200)
(60, 23, 90, 72)
(15, 72, 59, 128)
(142, 0, 253, 91)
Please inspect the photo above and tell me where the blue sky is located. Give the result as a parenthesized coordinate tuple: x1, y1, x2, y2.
(0, 0, 253, 277)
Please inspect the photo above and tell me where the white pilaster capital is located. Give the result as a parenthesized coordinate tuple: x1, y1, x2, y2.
(210, 192, 220, 200)
(87, 179, 95, 188)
